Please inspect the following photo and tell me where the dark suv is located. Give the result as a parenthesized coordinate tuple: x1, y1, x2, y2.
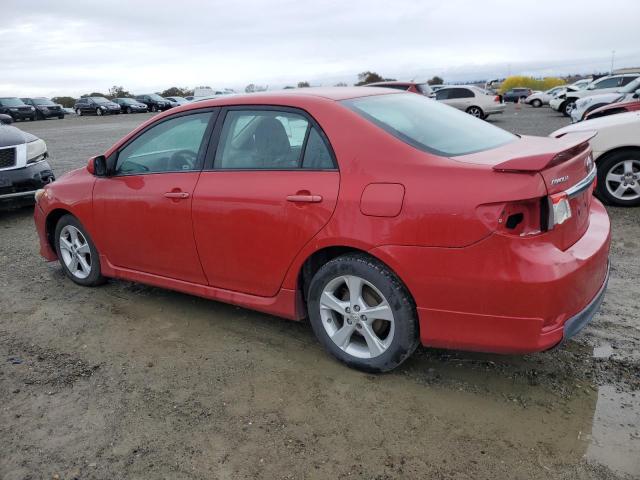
(74, 97, 121, 116)
(135, 94, 172, 112)
(21, 98, 65, 120)
(502, 88, 533, 103)
(0, 98, 36, 121)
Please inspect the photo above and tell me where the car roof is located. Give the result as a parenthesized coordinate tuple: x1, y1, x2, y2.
(198, 87, 399, 104)
(367, 81, 418, 87)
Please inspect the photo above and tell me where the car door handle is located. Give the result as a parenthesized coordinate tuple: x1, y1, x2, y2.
(164, 191, 190, 199)
(286, 194, 322, 203)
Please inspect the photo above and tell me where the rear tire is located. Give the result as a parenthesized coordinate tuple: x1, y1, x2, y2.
(96, 108, 103, 116)
(307, 254, 419, 372)
(562, 99, 576, 117)
(54, 215, 106, 286)
(76, 109, 82, 116)
(466, 106, 484, 118)
(596, 150, 640, 207)
(127, 107, 132, 114)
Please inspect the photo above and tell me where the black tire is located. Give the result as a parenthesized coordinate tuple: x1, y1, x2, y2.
(531, 99, 542, 108)
(307, 253, 419, 372)
(151, 105, 157, 112)
(595, 150, 640, 207)
(58, 115, 64, 119)
(562, 99, 576, 117)
(36, 111, 44, 120)
(54, 215, 106, 286)
(465, 106, 484, 118)
(76, 109, 82, 116)
(96, 108, 103, 116)
(126, 107, 132, 114)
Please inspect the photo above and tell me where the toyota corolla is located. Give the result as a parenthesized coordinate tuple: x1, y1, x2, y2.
(33, 88, 610, 372)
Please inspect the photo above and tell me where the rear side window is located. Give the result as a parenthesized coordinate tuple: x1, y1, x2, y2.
(343, 93, 516, 156)
(448, 88, 474, 99)
(215, 110, 334, 170)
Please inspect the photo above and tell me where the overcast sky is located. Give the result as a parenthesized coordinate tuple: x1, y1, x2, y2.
(1, 0, 639, 97)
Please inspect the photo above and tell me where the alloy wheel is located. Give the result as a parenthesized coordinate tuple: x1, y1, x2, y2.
(319, 275, 395, 359)
(96, 108, 103, 116)
(605, 159, 640, 202)
(59, 225, 92, 279)
(467, 107, 483, 118)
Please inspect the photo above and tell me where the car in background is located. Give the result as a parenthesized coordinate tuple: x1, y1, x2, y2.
(135, 94, 172, 112)
(113, 98, 148, 114)
(0, 97, 36, 121)
(524, 86, 566, 107)
(21, 98, 65, 120)
(0, 121, 55, 207)
(429, 84, 450, 92)
(570, 77, 640, 123)
(557, 74, 640, 117)
(365, 81, 434, 97)
(570, 78, 592, 89)
(549, 86, 581, 113)
(74, 97, 121, 116)
(33, 88, 609, 372)
(585, 99, 640, 121)
(502, 88, 532, 103)
(165, 96, 190, 107)
(551, 111, 640, 207)
(435, 86, 505, 119)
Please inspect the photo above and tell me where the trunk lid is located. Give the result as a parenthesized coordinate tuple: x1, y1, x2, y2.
(455, 132, 597, 250)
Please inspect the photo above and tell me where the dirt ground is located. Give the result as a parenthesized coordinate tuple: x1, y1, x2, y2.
(1, 105, 639, 480)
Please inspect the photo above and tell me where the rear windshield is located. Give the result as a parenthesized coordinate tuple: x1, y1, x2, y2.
(343, 93, 516, 156)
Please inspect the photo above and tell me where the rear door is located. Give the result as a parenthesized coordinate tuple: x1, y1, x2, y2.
(192, 107, 340, 297)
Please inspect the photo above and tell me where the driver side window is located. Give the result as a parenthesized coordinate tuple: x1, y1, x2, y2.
(116, 112, 213, 175)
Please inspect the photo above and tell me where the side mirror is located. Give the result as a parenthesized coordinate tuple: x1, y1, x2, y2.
(87, 155, 107, 176)
(0, 114, 13, 125)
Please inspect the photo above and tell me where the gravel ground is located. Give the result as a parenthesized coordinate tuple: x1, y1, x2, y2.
(1, 104, 639, 480)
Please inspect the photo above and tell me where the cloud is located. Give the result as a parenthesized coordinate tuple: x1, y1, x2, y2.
(1, 0, 639, 97)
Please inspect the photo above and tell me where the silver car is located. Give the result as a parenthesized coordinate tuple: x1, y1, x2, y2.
(434, 86, 506, 119)
(524, 86, 566, 107)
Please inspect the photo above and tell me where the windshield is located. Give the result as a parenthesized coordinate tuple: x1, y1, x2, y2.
(149, 94, 165, 101)
(0, 97, 27, 107)
(343, 93, 516, 156)
(621, 78, 640, 93)
(118, 98, 135, 104)
(90, 97, 110, 104)
(32, 98, 56, 106)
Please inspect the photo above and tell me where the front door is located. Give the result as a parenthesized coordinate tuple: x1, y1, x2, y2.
(192, 107, 340, 297)
(94, 110, 216, 284)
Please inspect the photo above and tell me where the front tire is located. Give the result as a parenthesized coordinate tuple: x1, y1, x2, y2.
(76, 109, 82, 116)
(151, 105, 157, 112)
(596, 150, 640, 207)
(96, 108, 103, 116)
(531, 99, 542, 108)
(126, 107, 132, 114)
(54, 215, 106, 286)
(307, 254, 419, 372)
(466, 106, 484, 118)
(562, 99, 576, 117)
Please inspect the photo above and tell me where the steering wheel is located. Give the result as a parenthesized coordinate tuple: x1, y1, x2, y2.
(169, 149, 197, 171)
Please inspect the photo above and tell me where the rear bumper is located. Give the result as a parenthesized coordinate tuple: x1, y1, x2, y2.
(371, 199, 611, 354)
(485, 104, 506, 114)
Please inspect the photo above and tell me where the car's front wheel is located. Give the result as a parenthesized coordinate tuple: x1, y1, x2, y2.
(531, 99, 542, 108)
(76, 108, 82, 116)
(54, 215, 106, 286)
(596, 150, 640, 207)
(96, 108, 103, 116)
(126, 107, 132, 114)
(307, 254, 419, 372)
(562, 99, 576, 117)
(466, 106, 484, 118)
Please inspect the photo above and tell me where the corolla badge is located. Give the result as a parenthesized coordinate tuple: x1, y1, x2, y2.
(551, 175, 569, 186)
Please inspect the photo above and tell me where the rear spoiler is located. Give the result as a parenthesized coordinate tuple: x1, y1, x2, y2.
(493, 131, 597, 172)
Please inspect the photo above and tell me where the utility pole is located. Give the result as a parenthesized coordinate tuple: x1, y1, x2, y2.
(611, 50, 615, 74)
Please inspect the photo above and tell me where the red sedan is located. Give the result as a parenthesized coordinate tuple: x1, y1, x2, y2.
(34, 88, 610, 372)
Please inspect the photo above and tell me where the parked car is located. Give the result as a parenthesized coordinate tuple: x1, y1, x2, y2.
(585, 99, 640, 121)
(33, 88, 610, 372)
(502, 88, 532, 103)
(135, 94, 172, 112)
(524, 86, 566, 107)
(21, 98, 65, 120)
(557, 74, 640, 117)
(570, 77, 640, 123)
(435, 86, 505, 119)
(551, 111, 640, 206)
(0, 121, 55, 207)
(365, 81, 434, 97)
(0, 97, 36, 121)
(569, 78, 592, 90)
(165, 96, 190, 107)
(74, 97, 121, 116)
(113, 98, 148, 114)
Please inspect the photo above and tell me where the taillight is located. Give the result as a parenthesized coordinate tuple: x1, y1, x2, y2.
(548, 192, 572, 227)
(494, 95, 500, 103)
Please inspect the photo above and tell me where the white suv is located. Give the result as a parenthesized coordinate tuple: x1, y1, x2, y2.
(557, 74, 640, 116)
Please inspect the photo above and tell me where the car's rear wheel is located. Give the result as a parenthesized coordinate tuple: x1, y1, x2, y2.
(531, 99, 542, 108)
(307, 254, 419, 372)
(596, 150, 640, 207)
(151, 105, 157, 112)
(54, 215, 105, 286)
(126, 107, 132, 114)
(466, 106, 484, 118)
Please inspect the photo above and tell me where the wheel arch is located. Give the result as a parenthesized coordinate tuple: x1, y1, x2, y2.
(594, 145, 640, 164)
(45, 208, 74, 252)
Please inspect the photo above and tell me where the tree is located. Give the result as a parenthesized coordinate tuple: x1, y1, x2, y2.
(297, 81, 310, 88)
(427, 76, 444, 85)
(245, 84, 256, 93)
(82, 92, 108, 98)
(334, 82, 348, 87)
(160, 87, 192, 97)
(52, 96, 76, 108)
(108, 85, 132, 99)
(355, 71, 385, 86)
